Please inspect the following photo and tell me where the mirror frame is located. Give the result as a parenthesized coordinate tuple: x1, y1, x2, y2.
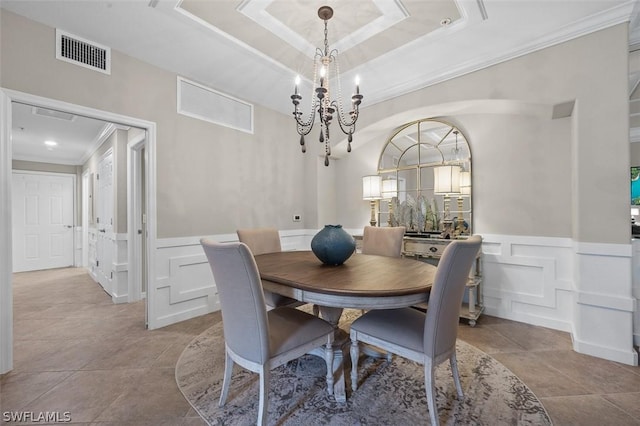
(376, 118, 472, 237)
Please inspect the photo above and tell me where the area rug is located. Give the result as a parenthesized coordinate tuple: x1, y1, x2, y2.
(175, 309, 552, 425)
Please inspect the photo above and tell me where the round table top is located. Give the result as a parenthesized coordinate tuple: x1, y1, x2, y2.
(254, 251, 435, 298)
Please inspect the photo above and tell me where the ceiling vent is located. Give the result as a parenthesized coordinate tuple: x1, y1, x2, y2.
(177, 77, 254, 134)
(56, 29, 111, 75)
(32, 106, 76, 122)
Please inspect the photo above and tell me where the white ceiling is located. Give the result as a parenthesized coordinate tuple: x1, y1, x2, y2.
(3, 0, 639, 165)
(11, 102, 114, 165)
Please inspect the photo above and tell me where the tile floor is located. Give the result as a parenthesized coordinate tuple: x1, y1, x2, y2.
(2, 267, 640, 425)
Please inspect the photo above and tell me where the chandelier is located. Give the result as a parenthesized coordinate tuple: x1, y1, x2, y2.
(290, 6, 363, 166)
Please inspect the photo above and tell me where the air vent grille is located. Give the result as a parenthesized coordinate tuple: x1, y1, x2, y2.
(56, 29, 111, 74)
(177, 77, 254, 134)
(32, 106, 76, 122)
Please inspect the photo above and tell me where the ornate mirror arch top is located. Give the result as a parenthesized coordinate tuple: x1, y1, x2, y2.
(376, 118, 472, 237)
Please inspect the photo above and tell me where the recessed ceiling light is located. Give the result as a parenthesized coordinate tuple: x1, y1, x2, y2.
(44, 140, 58, 146)
(440, 18, 452, 26)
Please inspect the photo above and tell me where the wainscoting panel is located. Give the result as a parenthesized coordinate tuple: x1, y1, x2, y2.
(154, 238, 222, 329)
(573, 242, 636, 365)
(86, 230, 129, 304)
(166, 254, 211, 304)
(111, 234, 129, 304)
(480, 234, 574, 332)
(74, 226, 83, 267)
(482, 235, 636, 365)
(633, 239, 640, 346)
(87, 228, 98, 282)
(151, 229, 314, 328)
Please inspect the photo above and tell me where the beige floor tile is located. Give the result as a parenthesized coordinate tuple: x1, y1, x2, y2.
(89, 420, 188, 426)
(180, 416, 208, 426)
(82, 334, 180, 370)
(489, 322, 573, 352)
(456, 324, 526, 354)
(12, 337, 125, 373)
(490, 350, 590, 397)
(0, 371, 73, 411)
(473, 314, 515, 325)
(152, 335, 198, 368)
(541, 394, 639, 426)
(536, 350, 640, 394)
(94, 368, 192, 422)
(17, 369, 146, 423)
(602, 392, 640, 420)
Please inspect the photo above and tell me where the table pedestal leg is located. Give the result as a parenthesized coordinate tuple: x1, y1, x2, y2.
(318, 306, 347, 403)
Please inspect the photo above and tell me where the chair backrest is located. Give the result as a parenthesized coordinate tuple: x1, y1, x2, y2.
(424, 235, 482, 357)
(200, 239, 270, 364)
(236, 228, 282, 256)
(361, 226, 406, 258)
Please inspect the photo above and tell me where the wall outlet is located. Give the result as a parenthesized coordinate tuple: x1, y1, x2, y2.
(293, 214, 301, 222)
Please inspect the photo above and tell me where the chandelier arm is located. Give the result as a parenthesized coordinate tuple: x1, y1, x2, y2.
(296, 118, 315, 136)
(293, 89, 319, 128)
(335, 115, 356, 136)
(330, 100, 358, 129)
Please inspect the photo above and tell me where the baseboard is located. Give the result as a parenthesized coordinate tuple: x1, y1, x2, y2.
(573, 337, 638, 365)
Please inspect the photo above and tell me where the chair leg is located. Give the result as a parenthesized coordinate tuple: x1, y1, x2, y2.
(325, 339, 335, 396)
(258, 365, 269, 426)
(450, 352, 464, 399)
(219, 350, 233, 407)
(424, 359, 439, 426)
(349, 336, 360, 392)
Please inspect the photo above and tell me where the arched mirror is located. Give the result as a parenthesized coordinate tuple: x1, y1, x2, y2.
(377, 119, 472, 237)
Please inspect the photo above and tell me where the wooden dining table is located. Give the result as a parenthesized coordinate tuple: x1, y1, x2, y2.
(254, 250, 437, 402)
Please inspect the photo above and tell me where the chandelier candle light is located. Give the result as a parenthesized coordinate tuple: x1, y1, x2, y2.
(291, 6, 364, 166)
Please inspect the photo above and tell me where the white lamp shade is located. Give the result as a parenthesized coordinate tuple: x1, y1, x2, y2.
(362, 175, 382, 200)
(381, 179, 398, 199)
(460, 171, 471, 195)
(434, 166, 461, 194)
(632, 208, 640, 216)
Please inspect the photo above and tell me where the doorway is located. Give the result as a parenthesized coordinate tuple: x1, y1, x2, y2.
(0, 89, 157, 373)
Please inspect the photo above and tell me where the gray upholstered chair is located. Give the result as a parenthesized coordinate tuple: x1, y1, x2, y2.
(361, 225, 406, 258)
(360, 226, 406, 315)
(349, 235, 482, 426)
(200, 239, 335, 426)
(236, 228, 304, 309)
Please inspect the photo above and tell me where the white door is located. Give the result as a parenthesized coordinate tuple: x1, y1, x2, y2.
(95, 151, 114, 293)
(12, 171, 74, 272)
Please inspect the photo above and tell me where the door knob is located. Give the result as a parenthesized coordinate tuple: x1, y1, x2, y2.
(64, 225, 73, 228)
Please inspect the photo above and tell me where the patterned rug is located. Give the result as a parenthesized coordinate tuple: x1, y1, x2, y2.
(175, 309, 552, 425)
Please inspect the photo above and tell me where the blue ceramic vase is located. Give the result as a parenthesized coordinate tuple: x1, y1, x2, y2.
(311, 224, 356, 265)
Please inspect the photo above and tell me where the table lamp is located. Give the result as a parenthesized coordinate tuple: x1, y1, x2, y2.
(362, 175, 382, 226)
(381, 178, 398, 226)
(434, 166, 461, 236)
